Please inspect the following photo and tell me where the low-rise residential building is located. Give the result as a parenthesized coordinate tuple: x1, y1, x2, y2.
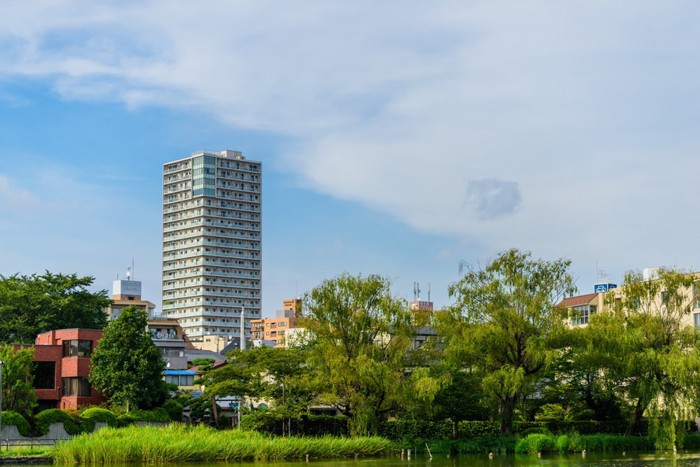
(251, 299, 302, 348)
(559, 292, 605, 327)
(559, 272, 700, 329)
(29, 329, 106, 410)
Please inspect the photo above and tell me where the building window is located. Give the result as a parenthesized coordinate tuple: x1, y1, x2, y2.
(694, 313, 700, 329)
(572, 305, 595, 326)
(62, 377, 91, 396)
(63, 340, 93, 357)
(34, 361, 56, 389)
(165, 374, 195, 386)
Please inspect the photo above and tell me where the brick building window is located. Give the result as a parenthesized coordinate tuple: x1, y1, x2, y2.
(62, 377, 91, 396)
(62, 340, 93, 357)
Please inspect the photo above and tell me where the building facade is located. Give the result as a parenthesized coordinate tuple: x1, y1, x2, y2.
(30, 329, 106, 410)
(162, 150, 262, 342)
(251, 299, 301, 348)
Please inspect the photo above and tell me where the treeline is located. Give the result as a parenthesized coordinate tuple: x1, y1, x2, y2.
(201, 250, 700, 450)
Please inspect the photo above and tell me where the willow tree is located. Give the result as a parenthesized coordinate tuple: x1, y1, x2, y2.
(596, 269, 700, 448)
(303, 273, 414, 436)
(445, 249, 575, 434)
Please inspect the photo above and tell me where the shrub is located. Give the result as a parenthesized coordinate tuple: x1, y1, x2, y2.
(515, 433, 557, 454)
(536, 403, 568, 422)
(81, 407, 117, 427)
(580, 434, 654, 452)
(133, 407, 171, 422)
(35, 409, 82, 435)
(520, 426, 552, 436)
(303, 414, 349, 437)
(457, 421, 501, 438)
(163, 400, 184, 422)
(556, 433, 584, 452)
(681, 433, 700, 449)
(0, 410, 31, 436)
(117, 413, 137, 427)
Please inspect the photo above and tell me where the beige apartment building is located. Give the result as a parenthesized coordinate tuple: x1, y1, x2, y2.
(162, 150, 262, 344)
(560, 269, 700, 329)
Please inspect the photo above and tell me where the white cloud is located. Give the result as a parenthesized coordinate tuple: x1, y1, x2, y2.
(1, 0, 699, 275)
(0, 174, 39, 212)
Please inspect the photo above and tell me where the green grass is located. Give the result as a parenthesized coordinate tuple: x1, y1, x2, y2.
(51, 424, 391, 463)
(515, 433, 656, 454)
(0, 445, 52, 458)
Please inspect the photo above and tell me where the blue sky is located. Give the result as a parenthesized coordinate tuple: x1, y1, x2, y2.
(1, 1, 699, 315)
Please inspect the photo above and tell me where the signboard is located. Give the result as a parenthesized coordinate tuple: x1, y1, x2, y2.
(594, 283, 617, 293)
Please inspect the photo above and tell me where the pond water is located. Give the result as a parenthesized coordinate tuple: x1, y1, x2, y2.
(171, 453, 700, 467)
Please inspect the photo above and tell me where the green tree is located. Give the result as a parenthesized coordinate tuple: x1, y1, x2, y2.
(444, 249, 575, 434)
(0, 345, 36, 415)
(303, 273, 414, 436)
(89, 306, 167, 411)
(593, 269, 700, 448)
(205, 346, 317, 431)
(544, 324, 623, 423)
(0, 272, 111, 344)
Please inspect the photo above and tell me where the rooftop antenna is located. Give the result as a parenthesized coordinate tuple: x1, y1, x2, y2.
(413, 282, 421, 301)
(428, 283, 431, 302)
(126, 267, 131, 281)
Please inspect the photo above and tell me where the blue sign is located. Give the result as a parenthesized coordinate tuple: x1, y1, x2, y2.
(594, 283, 617, 293)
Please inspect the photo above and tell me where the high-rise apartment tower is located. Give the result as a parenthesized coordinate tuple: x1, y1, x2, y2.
(162, 150, 262, 343)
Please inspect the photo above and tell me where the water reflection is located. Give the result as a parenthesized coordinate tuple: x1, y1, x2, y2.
(170, 452, 700, 467)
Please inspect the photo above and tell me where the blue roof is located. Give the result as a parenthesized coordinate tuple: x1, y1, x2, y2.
(165, 369, 195, 376)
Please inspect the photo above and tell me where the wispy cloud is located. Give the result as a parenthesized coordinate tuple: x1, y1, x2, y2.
(1, 1, 699, 274)
(0, 174, 39, 212)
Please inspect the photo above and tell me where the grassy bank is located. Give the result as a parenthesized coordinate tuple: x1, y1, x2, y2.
(51, 424, 391, 463)
(515, 433, 650, 454)
(406, 433, 700, 455)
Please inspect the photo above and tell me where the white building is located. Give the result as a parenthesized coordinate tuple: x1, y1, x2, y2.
(162, 150, 262, 341)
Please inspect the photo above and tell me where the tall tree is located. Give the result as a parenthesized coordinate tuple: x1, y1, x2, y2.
(89, 306, 167, 411)
(0, 345, 36, 416)
(0, 272, 111, 344)
(205, 346, 317, 430)
(303, 273, 414, 436)
(444, 249, 575, 434)
(593, 269, 700, 448)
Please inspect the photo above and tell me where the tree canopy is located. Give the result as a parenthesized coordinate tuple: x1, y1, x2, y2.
(89, 306, 167, 411)
(443, 249, 576, 434)
(0, 272, 111, 344)
(592, 269, 700, 448)
(0, 345, 36, 416)
(303, 273, 415, 436)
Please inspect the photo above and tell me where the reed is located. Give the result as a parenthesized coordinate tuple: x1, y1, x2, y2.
(515, 433, 656, 454)
(51, 424, 391, 464)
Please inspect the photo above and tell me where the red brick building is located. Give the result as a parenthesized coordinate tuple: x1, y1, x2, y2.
(28, 329, 106, 410)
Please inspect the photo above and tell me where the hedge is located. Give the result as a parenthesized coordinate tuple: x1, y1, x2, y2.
(241, 411, 349, 436)
(378, 418, 660, 442)
(81, 408, 117, 427)
(35, 409, 85, 435)
(378, 420, 500, 441)
(0, 411, 31, 436)
(163, 400, 183, 422)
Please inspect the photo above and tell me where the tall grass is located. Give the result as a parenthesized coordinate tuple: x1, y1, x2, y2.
(515, 433, 656, 454)
(51, 424, 391, 463)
